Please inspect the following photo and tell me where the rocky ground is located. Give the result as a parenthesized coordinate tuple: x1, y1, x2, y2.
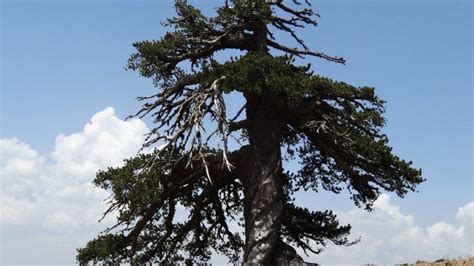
(405, 257, 474, 266)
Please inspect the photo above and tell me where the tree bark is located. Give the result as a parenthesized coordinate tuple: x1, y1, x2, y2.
(239, 18, 309, 266)
(240, 94, 309, 265)
(241, 92, 284, 265)
(238, 18, 281, 265)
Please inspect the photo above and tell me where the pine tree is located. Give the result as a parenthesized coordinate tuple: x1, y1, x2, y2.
(77, 1, 423, 264)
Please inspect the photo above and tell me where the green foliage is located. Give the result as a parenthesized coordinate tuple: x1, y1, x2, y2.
(77, 150, 244, 264)
(94, 154, 166, 222)
(281, 203, 357, 255)
(212, 52, 313, 95)
(281, 75, 423, 208)
(77, 234, 128, 265)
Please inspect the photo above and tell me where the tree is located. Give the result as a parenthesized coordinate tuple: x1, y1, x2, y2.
(77, 0, 423, 265)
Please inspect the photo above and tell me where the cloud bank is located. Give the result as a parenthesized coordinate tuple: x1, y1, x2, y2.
(1, 107, 472, 265)
(1, 107, 148, 265)
(312, 195, 473, 264)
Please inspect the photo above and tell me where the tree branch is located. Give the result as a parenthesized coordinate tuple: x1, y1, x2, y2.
(267, 39, 346, 64)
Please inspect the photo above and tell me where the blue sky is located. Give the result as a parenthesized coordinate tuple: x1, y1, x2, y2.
(1, 0, 472, 264)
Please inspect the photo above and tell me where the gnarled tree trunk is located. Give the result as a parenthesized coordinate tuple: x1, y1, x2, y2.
(241, 92, 284, 265)
(239, 18, 306, 265)
(241, 93, 307, 265)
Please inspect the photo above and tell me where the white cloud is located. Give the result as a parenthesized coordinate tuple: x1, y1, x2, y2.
(51, 107, 147, 180)
(457, 202, 474, 229)
(310, 195, 474, 265)
(0, 107, 148, 265)
(0, 194, 34, 225)
(1, 107, 472, 265)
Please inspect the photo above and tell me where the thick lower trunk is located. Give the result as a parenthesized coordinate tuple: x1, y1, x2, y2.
(273, 241, 307, 265)
(240, 93, 285, 265)
(240, 20, 308, 266)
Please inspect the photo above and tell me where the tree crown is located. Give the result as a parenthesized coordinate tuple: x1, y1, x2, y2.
(78, 1, 423, 264)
